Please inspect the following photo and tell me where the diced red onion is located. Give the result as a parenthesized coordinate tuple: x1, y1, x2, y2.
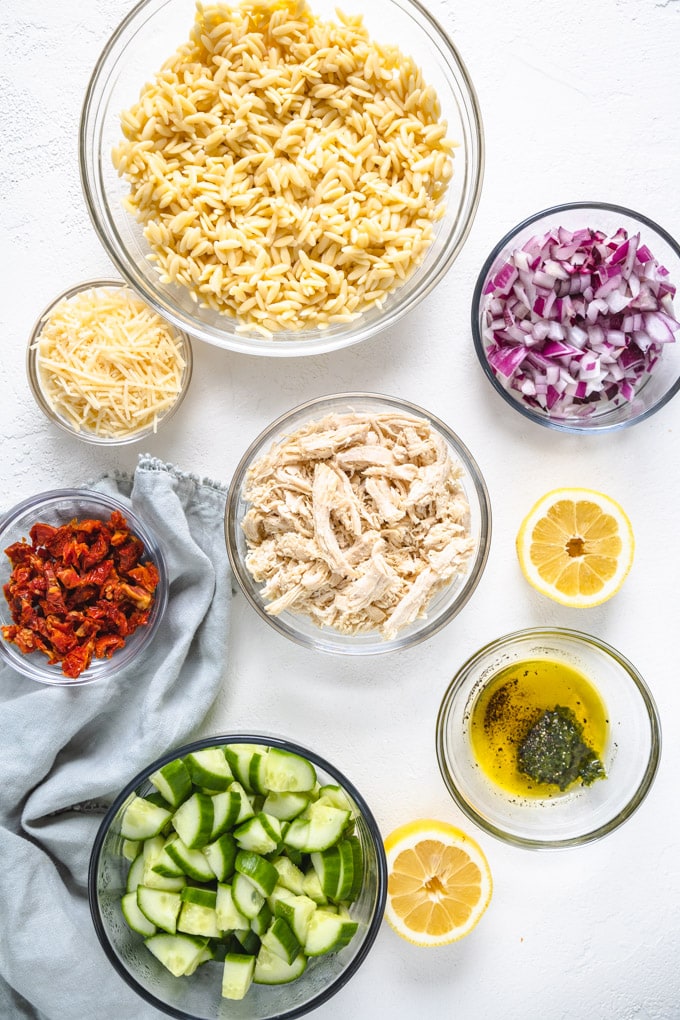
(481, 225, 679, 417)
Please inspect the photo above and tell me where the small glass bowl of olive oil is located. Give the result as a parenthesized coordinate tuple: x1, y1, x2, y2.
(435, 628, 661, 849)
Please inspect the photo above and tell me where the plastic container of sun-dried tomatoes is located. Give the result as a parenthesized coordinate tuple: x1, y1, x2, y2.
(0, 489, 168, 685)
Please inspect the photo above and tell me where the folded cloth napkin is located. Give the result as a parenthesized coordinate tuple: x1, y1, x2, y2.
(0, 455, 231, 1020)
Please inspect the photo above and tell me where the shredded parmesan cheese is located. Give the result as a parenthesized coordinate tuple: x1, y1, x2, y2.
(34, 285, 187, 439)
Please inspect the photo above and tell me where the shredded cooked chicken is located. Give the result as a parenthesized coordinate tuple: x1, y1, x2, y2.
(241, 411, 475, 640)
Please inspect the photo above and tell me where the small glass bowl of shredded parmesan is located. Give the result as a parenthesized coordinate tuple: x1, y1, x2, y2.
(27, 279, 192, 444)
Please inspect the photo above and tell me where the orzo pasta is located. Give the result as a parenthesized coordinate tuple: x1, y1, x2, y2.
(113, 0, 455, 335)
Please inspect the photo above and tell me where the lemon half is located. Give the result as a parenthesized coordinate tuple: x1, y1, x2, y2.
(516, 487, 634, 608)
(384, 819, 493, 947)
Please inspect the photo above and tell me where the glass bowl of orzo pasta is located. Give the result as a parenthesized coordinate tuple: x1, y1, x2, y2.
(80, 0, 484, 356)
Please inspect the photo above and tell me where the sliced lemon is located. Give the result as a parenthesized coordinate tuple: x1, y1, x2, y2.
(516, 487, 634, 608)
(384, 819, 492, 947)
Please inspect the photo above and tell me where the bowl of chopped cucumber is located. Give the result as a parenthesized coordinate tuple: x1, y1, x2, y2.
(89, 735, 388, 1019)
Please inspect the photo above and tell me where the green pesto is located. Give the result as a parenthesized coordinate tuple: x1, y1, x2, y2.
(517, 705, 606, 791)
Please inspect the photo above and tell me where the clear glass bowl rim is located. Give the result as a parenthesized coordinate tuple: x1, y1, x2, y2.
(435, 625, 662, 850)
(88, 732, 388, 1020)
(225, 391, 492, 654)
(0, 487, 169, 686)
(79, 0, 485, 357)
(26, 278, 193, 446)
(471, 200, 680, 433)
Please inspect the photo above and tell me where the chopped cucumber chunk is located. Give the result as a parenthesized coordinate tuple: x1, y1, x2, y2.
(224, 745, 268, 793)
(284, 803, 350, 853)
(181, 887, 217, 908)
(310, 846, 341, 899)
(141, 863, 186, 893)
(185, 749, 233, 792)
(264, 748, 316, 793)
(254, 944, 307, 985)
(234, 812, 281, 854)
(126, 854, 145, 893)
(304, 909, 359, 956)
(232, 873, 265, 920)
(136, 886, 182, 934)
(270, 888, 317, 944)
(222, 953, 255, 1000)
(302, 868, 327, 905)
(203, 833, 237, 882)
(165, 835, 215, 883)
(145, 933, 208, 977)
(261, 917, 300, 965)
(250, 902, 273, 937)
(121, 796, 173, 841)
(142, 835, 166, 864)
(122, 839, 141, 862)
(216, 883, 249, 931)
(150, 841, 184, 879)
(346, 835, 364, 902)
(171, 792, 214, 849)
(149, 759, 193, 809)
(210, 788, 244, 839)
(311, 838, 356, 901)
(235, 851, 279, 897)
(262, 791, 311, 821)
(316, 784, 355, 815)
(139, 836, 185, 891)
(272, 856, 305, 896)
(177, 893, 221, 938)
(121, 891, 157, 937)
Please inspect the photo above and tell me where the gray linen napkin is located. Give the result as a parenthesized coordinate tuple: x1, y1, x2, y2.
(0, 455, 231, 1020)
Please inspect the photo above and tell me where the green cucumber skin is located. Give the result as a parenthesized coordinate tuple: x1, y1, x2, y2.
(150, 761, 193, 809)
(185, 750, 233, 792)
(121, 892, 157, 937)
(165, 837, 214, 883)
(204, 833, 237, 882)
(172, 793, 214, 849)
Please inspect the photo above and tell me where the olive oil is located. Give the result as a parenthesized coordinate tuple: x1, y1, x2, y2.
(469, 658, 608, 798)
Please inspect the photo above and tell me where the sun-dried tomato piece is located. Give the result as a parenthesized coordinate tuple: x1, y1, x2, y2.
(44, 618, 79, 655)
(55, 566, 81, 589)
(94, 633, 126, 659)
(28, 522, 58, 548)
(1, 509, 159, 679)
(43, 563, 68, 615)
(4, 541, 36, 566)
(80, 530, 111, 570)
(62, 641, 95, 679)
(128, 562, 160, 591)
(116, 537, 146, 573)
(88, 600, 130, 635)
(115, 582, 154, 610)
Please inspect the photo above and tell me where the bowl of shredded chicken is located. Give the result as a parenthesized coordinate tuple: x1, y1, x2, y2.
(225, 393, 491, 654)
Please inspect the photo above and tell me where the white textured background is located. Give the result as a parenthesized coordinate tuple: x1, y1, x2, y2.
(1, 0, 680, 1017)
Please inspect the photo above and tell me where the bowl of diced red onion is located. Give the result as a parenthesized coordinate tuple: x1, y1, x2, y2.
(472, 202, 680, 432)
